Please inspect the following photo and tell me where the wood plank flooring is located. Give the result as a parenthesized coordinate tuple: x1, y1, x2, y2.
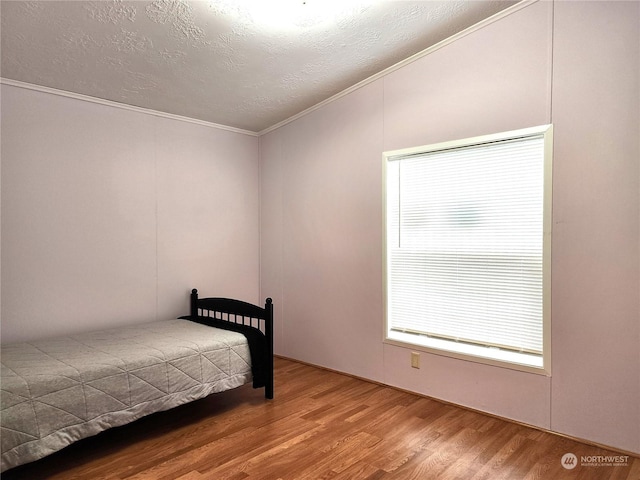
(4, 357, 638, 480)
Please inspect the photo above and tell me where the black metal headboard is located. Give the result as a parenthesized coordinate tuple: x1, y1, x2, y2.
(187, 289, 274, 399)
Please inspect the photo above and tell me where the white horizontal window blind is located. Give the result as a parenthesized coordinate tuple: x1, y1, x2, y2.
(385, 127, 551, 369)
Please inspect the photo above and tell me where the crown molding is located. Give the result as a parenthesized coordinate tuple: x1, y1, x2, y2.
(0, 78, 259, 137)
(258, 0, 539, 136)
(2, 0, 537, 138)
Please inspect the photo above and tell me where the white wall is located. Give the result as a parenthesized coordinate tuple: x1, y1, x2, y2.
(550, 0, 640, 454)
(1, 84, 260, 343)
(260, 0, 640, 454)
(261, 80, 386, 381)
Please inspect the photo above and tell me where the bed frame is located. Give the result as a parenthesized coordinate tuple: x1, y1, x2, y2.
(1, 289, 274, 473)
(184, 289, 274, 399)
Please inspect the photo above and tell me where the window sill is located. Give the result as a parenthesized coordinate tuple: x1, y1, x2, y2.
(386, 330, 550, 376)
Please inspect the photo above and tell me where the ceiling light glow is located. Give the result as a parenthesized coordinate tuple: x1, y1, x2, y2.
(209, 0, 378, 30)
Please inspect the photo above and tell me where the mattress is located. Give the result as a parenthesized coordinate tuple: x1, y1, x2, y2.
(0, 319, 252, 472)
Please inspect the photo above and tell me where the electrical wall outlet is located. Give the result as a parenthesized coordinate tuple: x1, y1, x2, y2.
(411, 351, 420, 369)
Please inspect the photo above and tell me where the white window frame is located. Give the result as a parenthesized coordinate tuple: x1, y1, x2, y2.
(383, 125, 552, 375)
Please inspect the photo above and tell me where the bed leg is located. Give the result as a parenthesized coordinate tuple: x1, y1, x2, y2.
(265, 297, 274, 400)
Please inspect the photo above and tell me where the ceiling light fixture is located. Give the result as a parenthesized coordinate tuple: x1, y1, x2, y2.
(209, 0, 378, 30)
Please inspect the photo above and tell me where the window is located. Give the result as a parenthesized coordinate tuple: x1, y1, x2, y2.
(384, 125, 552, 374)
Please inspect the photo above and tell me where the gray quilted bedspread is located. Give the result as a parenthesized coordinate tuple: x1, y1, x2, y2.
(0, 319, 252, 472)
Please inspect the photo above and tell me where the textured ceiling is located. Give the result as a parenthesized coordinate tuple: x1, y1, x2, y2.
(1, 0, 518, 133)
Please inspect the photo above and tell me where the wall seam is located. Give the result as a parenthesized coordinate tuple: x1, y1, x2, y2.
(258, 135, 262, 304)
(154, 120, 160, 322)
(548, 0, 555, 435)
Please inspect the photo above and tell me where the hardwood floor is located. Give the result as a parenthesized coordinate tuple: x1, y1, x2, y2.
(4, 357, 639, 480)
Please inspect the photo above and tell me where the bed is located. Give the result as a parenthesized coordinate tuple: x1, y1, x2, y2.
(0, 289, 273, 472)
